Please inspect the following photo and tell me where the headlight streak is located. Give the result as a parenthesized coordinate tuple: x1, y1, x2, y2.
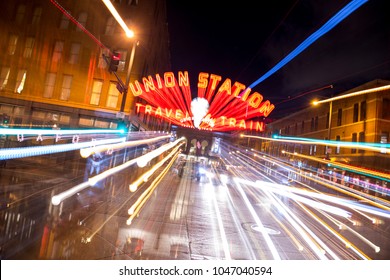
(52, 139, 184, 205)
(220, 143, 387, 259)
(240, 134, 390, 184)
(255, 181, 390, 220)
(236, 177, 328, 260)
(224, 147, 367, 257)
(313, 84, 390, 105)
(129, 146, 183, 192)
(283, 150, 390, 182)
(241, 134, 390, 154)
(233, 177, 281, 260)
(291, 199, 370, 259)
(80, 134, 171, 158)
(0, 128, 124, 136)
(221, 143, 390, 216)
(315, 208, 380, 254)
(235, 176, 308, 255)
(254, 181, 385, 257)
(262, 188, 337, 259)
(136, 137, 186, 167)
(216, 169, 259, 259)
(206, 175, 232, 260)
(221, 157, 308, 256)
(87, 147, 179, 242)
(243, 146, 390, 210)
(0, 137, 126, 161)
(127, 152, 179, 225)
(275, 135, 390, 149)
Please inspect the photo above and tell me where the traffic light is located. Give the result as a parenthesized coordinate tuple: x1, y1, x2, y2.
(109, 51, 120, 73)
(117, 120, 129, 134)
(1, 114, 10, 127)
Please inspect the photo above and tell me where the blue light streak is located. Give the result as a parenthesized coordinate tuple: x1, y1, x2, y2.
(247, 0, 368, 90)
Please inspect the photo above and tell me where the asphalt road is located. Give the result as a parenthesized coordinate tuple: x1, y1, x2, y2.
(1, 152, 389, 260)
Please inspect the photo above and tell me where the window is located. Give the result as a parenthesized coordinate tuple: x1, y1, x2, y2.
(128, 0, 139, 6)
(336, 135, 341, 154)
(43, 73, 56, 98)
(301, 120, 304, 133)
(0, 67, 10, 90)
(351, 133, 357, 154)
(309, 145, 316, 156)
(15, 69, 27, 94)
(60, 75, 72, 100)
(380, 132, 388, 154)
(7, 35, 18, 55)
(90, 80, 103, 105)
(105, 17, 116, 35)
(69, 43, 81, 64)
(77, 12, 88, 32)
(353, 103, 358, 122)
(107, 82, 120, 108)
(15, 4, 26, 24)
(360, 101, 366, 121)
(52, 41, 64, 63)
(23, 37, 35, 58)
(383, 98, 390, 119)
(32, 7, 42, 25)
(358, 132, 365, 153)
(314, 116, 318, 130)
(59, 13, 70, 29)
(337, 108, 342, 126)
(310, 117, 314, 131)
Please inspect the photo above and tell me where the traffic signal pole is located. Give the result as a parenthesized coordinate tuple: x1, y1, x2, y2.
(121, 41, 137, 113)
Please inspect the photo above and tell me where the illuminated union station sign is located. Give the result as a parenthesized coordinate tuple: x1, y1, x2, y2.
(129, 71, 275, 132)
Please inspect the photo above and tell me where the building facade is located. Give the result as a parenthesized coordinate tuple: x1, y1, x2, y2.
(263, 79, 390, 172)
(0, 0, 171, 132)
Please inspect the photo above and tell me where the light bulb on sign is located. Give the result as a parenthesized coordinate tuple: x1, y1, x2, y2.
(191, 97, 209, 128)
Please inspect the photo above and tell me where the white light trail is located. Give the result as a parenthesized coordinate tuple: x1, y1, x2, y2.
(80, 134, 171, 158)
(0, 128, 123, 135)
(0, 137, 125, 160)
(206, 172, 232, 260)
(101, 0, 134, 38)
(233, 178, 281, 260)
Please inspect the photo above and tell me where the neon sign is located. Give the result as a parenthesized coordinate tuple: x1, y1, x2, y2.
(129, 71, 275, 132)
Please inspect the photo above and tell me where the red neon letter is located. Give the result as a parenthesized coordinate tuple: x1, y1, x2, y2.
(164, 72, 176, 88)
(178, 71, 190, 87)
(129, 80, 143, 96)
(258, 101, 275, 117)
(248, 92, 263, 108)
(143, 76, 155, 92)
(198, 72, 209, 89)
(145, 105, 152, 114)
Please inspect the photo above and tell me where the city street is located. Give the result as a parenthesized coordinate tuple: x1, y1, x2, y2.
(1, 143, 389, 260)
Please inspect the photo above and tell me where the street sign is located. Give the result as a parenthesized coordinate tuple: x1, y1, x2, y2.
(116, 112, 125, 119)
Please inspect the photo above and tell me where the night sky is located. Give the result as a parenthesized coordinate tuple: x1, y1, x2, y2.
(166, 0, 390, 119)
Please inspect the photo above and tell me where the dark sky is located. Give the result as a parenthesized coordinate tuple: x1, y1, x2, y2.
(166, 0, 390, 119)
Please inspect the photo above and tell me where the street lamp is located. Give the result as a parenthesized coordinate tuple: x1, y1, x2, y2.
(101, 0, 139, 126)
(120, 39, 138, 113)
